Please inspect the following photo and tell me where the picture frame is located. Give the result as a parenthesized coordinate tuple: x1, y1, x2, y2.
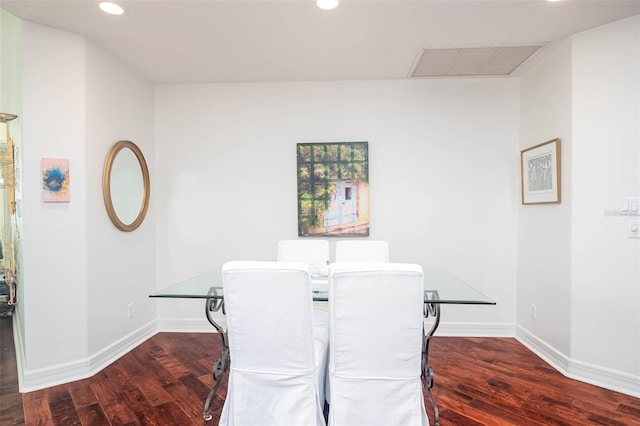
(42, 158, 70, 203)
(297, 141, 369, 237)
(521, 138, 561, 205)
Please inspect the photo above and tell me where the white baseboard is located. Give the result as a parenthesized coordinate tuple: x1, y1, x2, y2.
(20, 320, 157, 392)
(156, 319, 509, 337)
(434, 321, 515, 337)
(90, 320, 158, 374)
(156, 317, 226, 333)
(516, 325, 640, 398)
(515, 325, 571, 371)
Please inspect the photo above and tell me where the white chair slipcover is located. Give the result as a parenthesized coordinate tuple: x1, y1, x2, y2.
(219, 261, 329, 426)
(276, 237, 330, 318)
(328, 262, 429, 426)
(334, 240, 389, 263)
(277, 239, 330, 276)
(276, 238, 330, 328)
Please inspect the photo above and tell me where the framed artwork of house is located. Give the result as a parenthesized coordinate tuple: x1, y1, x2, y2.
(297, 142, 369, 237)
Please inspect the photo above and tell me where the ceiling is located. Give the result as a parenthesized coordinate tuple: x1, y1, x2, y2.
(3, 0, 640, 84)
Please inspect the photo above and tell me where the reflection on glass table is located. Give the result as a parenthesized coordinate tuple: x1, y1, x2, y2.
(150, 267, 495, 425)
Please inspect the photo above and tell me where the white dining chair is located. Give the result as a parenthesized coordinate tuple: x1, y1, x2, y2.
(277, 239, 330, 328)
(277, 239, 330, 276)
(327, 262, 429, 426)
(334, 240, 389, 262)
(219, 261, 329, 426)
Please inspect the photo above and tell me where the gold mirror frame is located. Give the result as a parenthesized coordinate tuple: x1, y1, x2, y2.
(102, 140, 150, 232)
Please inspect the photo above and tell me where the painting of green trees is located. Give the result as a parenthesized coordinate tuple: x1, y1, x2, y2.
(297, 142, 369, 236)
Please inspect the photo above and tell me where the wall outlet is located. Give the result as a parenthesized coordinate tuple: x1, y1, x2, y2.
(127, 303, 134, 318)
(530, 304, 537, 320)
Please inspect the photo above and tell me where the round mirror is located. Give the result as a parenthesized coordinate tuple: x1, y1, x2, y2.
(102, 140, 150, 232)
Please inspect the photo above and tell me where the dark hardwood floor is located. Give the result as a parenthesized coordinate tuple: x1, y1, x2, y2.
(2, 330, 639, 425)
(0, 316, 24, 426)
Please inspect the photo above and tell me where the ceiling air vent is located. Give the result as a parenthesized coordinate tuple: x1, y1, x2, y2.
(411, 45, 543, 77)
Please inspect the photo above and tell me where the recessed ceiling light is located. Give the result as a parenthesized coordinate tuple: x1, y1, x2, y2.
(317, 0, 339, 10)
(99, 2, 125, 15)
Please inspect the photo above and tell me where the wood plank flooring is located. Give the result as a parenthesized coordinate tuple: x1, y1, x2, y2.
(4, 331, 640, 425)
(0, 317, 24, 426)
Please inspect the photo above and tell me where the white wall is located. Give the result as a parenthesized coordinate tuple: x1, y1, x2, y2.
(21, 23, 89, 374)
(154, 79, 519, 331)
(518, 40, 573, 356)
(18, 21, 156, 390)
(571, 16, 640, 379)
(85, 41, 156, 355)
(518, 15, 640, 396)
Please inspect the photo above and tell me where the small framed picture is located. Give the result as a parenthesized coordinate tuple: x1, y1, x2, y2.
(42, 158, 70, 202)
(521, 138, 561, 205)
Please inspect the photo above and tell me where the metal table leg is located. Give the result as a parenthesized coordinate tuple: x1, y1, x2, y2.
(422, 291, 441, 426)
(202, 291, 230, 421)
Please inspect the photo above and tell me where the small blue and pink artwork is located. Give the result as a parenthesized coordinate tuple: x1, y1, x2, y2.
(42, 158, 70, 202)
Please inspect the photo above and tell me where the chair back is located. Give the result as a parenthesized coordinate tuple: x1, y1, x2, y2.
(334, 240, 389, 262)
(277, 239, 330, 275)
(220, 261, 327, 425)
(328, 262, 428, 426)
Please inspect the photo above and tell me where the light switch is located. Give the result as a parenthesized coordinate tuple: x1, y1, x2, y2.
(621, 198, 630, 212)
(620, 197, 640, 215)
(629, 221, 640, 238)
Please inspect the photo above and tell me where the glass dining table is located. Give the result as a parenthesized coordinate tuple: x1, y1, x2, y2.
(150, 268, 495, 426)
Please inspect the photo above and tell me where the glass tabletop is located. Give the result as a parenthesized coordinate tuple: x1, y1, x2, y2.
(150, 267, 495, 305)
